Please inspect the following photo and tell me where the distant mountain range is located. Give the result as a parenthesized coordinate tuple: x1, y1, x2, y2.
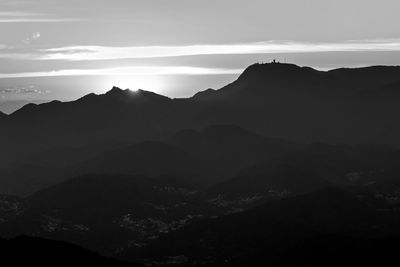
(2, 63, 400, 163)
(1, 62, 400, 195)
(0, 123, 297, 196)
(0, 99, 48, 115)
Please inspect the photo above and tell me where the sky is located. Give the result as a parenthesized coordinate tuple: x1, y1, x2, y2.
(1, 0, 400, 112)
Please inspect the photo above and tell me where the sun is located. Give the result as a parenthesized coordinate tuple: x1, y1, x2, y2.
(105, 75, 164, 93)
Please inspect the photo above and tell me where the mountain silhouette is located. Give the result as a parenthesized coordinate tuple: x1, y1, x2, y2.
(167, 124, 298, 177)
(210, 143, 400, 198)
(2, 63, 400, 196)
(0, 99, 48, 114)
(0, 87, 178, 164)
(0, 111, 6, 120)
(0, 125, 295, 196)
(3, 63, 400, 166)
(193, 63, 400, 101)
(210, 161, 329, 198)
(76, 141, 215, 185)
(191, 63, 400, 144)
(25, 174, 200, 225)
(78, 87, 171, 104)
(0, 138, 214, 196)
(193, 63, 323, 101)
(2, 62, 400, 265)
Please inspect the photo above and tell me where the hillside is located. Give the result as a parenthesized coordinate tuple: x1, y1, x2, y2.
(127, 188, 400, 265)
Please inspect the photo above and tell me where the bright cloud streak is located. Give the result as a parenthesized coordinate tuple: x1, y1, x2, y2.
(0, 11, 82, 23)
(0, 12, 35, 16)
(35, 40, 400, 61)
(2, 40, 400, 61)
(0, 66, 241, 79)
(0, 19, 80, 23)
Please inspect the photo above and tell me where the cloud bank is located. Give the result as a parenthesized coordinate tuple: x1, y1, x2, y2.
(1, 39, 399, 79)
(0, 85, 47, 94)
(35, 40, 400, 61)
(0, 66, 241, 79)
(0, 11, 82, 23)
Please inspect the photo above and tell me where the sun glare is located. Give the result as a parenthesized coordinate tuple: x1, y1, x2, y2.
(105, 75, 164, 93)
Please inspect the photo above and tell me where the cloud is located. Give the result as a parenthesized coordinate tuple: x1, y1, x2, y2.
(0, 85, 48, 94)
(0, 1, 34, 7)
(0, 18, 81, 23)
(23, 32, 41, 44)
(33, 40, 400, 61)
(0, 11, 82, 23)
(32, 32, 41, 39)
(2, 39, 400, 62)
(0, 66, 241, 79)
(0, 12, 33, 16)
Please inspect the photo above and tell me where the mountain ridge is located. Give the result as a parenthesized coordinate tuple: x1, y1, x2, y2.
(11, 87, 171, 117)
(3, 62, 400, 167)
(6, 63, 400, 116)
(192, 63, 400, 102)
(4, 63, 400, 117)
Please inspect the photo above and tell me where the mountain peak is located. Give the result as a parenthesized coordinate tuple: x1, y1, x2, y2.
(238, 62, 318, 82)
(101, 87, 171, 104)
(111, 86, 123, 91)
(105, 86, 130, 95)
(191, 62, 320, 102)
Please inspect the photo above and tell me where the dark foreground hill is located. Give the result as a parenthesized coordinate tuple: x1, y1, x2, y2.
(0, 174, 223, 254)
(0, 235, 141, 266)
(2, 174, 400, 265)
